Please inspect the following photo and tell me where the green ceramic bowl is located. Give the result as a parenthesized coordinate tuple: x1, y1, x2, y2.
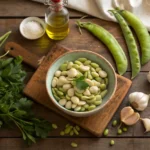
(46, 50, 117, 117)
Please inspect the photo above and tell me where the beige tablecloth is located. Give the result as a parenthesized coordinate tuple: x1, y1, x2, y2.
(32, 0, 150, 31)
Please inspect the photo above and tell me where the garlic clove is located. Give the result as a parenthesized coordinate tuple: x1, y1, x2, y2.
(121, 106, 134, 121)
(129, 92, 149, 111)
(120, 106, 140, 125)
(141, 118, 150, 132)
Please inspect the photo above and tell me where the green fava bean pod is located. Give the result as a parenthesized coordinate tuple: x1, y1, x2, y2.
(110, 10, 140, 79)
(76, 21, 128, 75)
(119, 10, 150, 65)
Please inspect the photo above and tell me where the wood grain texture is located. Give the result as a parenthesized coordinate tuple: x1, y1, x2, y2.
(21, 44, 132, 137)
(0, 138, 150, 150)
(5, 42, 41, 68)
(0, 0, 85, 17)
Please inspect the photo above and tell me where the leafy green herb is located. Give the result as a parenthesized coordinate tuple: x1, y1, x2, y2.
(75, 76, 89, 90)
(0, 56, 52, 144)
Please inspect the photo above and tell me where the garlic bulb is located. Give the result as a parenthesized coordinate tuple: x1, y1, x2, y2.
(129, 92, 149, 111)
(141, 118, 150, 132)
(147, 71, 150, 83)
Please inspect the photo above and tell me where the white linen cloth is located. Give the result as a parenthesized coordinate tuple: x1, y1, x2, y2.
(32, 0, 150, 31)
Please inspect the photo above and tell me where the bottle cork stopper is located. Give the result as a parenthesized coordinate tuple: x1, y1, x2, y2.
(51, 0, 61, 3)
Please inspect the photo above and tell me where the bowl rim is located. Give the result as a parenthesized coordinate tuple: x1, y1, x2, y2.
(19, 16, 46, 40)
(46, 50, 117, 116)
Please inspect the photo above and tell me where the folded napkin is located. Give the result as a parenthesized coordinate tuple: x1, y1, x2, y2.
(32, 0, 150, 31)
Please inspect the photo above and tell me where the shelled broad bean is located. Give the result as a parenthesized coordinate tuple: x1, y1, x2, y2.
(51, 58, 108, 112)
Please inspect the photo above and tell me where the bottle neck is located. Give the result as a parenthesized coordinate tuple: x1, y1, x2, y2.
(50, 1, 63, 12)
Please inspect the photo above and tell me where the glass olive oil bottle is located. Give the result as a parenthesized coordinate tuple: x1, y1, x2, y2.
(45, 0, 69, 40)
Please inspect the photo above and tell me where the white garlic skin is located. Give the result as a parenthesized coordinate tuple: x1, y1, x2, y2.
(141, 118, 150, 132)
(147, 71, 150, 83)
(129, 92, 149, 111)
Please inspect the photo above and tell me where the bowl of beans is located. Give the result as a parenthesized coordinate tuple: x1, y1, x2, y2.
(46, 50, 117, 117)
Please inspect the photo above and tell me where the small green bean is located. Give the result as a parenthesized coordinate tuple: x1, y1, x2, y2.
(94, 100, 102, 106)
(72, 64, 80, 69)
(122, 127, 128, 132)
(70, 130, 74, 136)
(65, 124, 70, 128)
(75, 125, 80, 131)
(71, 142, 78, 148)
(110, 140, 115, 146)
(101, 90, 108, 98)
(53, 94, 60, 101)
(78, 57, 87, 62)
(73, 127, 79, 135)
(65, 126, 73, 134)
(104, 78, 108, 85)
(87, 71, 93, 80)
(91, 72, 99, 78)
(60, 131, 65, 136)
(112, 120, 118, 127)
(100, 84, 106, 90)
(75, 60, 82, 65)
(103, 129, 109, 136)
(59, 63, 67, 71)
(95, 77, 102, 82)
(56, 90, 64, 96)
(90, 67, 96, 72)
(52, 124, 58, 129)
(117, 129, 122, 135)
(88, 104, 96, 111)
(96, 67, 102, 72)
(84, 60, 91, 66)
(83, 104, 89, 109)
(66, 95, 71, 100)
(84, 71, 88, 78)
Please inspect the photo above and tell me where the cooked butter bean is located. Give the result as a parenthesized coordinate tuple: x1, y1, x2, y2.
(80, 107, 85, 112)
(89, 86, 99, 94)
(52, 78, 57, 87)
(72, 104, 77, 109)
(67, 62, 73, 69)
(63, 84, 72, 91)
(68, 88, 75, 97)
(55, 70, 61, 77)
(78, 101, 86, 106)
(71, 96, 79, 104)
(65, 101, 72, 109)
(83, 89, 91, 96)
(99, 70, 107, 78)
(68, 68, 78, 78)
(79, 65, 90, 72)
(85, 78, 94, 86)
(83, 104, 89, 109)
(74, 106, 81, 112)
(59, 99, 67, 106)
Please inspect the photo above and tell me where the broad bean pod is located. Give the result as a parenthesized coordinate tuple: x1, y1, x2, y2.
(110, 10, 140, 79)
(76, 21, 128, 75)
(119, 10, 150, 65)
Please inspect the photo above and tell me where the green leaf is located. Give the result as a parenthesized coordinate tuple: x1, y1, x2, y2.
(75, 76, 89, 90)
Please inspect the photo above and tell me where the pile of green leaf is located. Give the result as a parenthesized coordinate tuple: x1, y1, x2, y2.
(0, 56, 52, 144)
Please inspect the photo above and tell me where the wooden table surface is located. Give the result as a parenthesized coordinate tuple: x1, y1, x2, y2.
(0, 0, 150, 150)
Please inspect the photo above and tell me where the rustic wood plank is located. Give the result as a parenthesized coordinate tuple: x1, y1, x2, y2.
(0, 19, 149, 72)
(0, 0, 85, 17)
(0, 72, 149, 138)
(0, 138, 150, 150)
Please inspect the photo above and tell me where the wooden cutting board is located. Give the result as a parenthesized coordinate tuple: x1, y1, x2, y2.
(5, 42, 132, 137)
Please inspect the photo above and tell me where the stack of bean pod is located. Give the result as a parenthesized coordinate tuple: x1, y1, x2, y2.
(51, 58, 108, 112)
(76, 9, 150, 79)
